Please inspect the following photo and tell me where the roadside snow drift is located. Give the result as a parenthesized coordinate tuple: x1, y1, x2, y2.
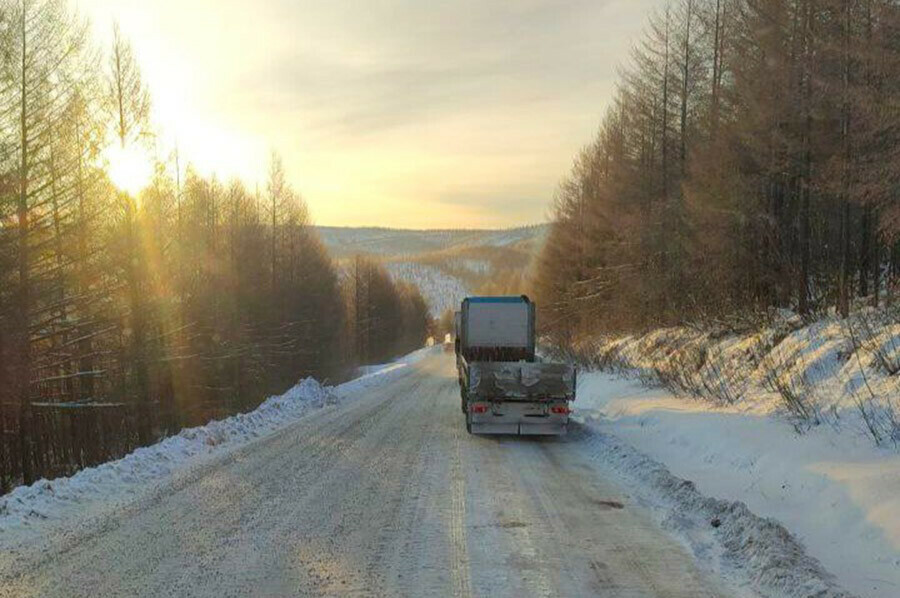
(575, 374, 900, 598)
(564, 308, 900, 598)
(573, 422, 854, 598)
(0, 348, 430, 543)
(583, 308, 900, 443)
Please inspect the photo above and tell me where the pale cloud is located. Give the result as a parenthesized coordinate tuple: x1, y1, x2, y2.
(77, 0, 658, 228)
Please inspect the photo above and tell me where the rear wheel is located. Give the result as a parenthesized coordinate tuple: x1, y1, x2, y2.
(465, 412, 473, 434)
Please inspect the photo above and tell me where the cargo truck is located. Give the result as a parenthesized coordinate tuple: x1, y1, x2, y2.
(455, 296, 576, 435)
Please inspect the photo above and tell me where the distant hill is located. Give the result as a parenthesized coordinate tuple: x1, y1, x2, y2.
(317, 224, 549, 316)
(315, 224, 548, 259)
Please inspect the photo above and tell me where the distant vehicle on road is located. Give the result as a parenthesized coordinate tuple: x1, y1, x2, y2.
(455, 296, 575, 435)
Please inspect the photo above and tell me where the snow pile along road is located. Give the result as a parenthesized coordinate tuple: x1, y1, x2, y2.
(0, 379, 331, 536)
(572, 421, 855, 598)
(569, 319, 900, 598)
(585, 307, 900, 443)
(0, 348, 430, 542)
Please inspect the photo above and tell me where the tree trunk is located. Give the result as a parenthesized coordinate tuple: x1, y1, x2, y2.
(859, 208, 871, 299)
(680, 0, 692, 175)
(797, 0, 813, 317)
(662, 7, 670, 205)
(871, 237, 881, 307)
(17, 5, 33, 485)
(125, 197, 152, 445)
(839, 201, 851, 318)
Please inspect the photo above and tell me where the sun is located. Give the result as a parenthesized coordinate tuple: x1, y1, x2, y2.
(106, 144, 154, 197)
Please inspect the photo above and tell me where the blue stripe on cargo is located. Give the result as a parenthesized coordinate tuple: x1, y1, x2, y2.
(465, 297, 526, 304)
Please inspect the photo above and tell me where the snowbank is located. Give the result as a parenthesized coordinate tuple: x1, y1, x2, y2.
(560, 309, 900, 596)
(574, 364, 900, 597)
(580, 309, 900, 443)
(0, 347, 432, 543)
(572, 419, 854, 598)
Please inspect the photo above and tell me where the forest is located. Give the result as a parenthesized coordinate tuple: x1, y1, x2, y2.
(0, 1, 430, 491)
(535, 0, 900, 344)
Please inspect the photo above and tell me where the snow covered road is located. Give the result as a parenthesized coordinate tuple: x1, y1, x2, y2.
(0, 352, 729, 598)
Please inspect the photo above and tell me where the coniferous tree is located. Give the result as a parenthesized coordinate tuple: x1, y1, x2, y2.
(535, 0, 900, 346)
(0, 4, 430, 490)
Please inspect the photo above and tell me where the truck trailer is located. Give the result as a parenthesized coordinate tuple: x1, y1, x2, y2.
(455, 296, 576, 435)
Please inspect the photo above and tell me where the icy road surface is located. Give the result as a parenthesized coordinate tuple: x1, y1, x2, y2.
(0, 353, 729, 597)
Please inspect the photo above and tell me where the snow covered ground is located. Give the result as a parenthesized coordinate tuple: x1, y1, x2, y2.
(446, 257, 492, 275)
(570, 318, 900, 598)
(0, 345, 872, 597)
(0, 347, 434, 546)
(316, 224, 548, 258)
(589, 309, 900, 443)
(386, 261, 469, 316)
(0, 351, 730, 598)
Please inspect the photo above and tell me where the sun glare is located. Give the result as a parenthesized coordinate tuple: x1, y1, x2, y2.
(106, 144, 154, 197)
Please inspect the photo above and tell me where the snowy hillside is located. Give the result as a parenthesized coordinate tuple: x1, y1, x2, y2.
(581, 309, 900, 442)
(320, 225, 547, 316)
(316, 224, 548, 258)
(559, 308, 900, 598)
(385, 262, 469, 316)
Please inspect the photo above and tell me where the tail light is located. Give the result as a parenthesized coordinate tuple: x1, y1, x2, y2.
(471, 403, 489, 414)
(550, 405, 570, 415)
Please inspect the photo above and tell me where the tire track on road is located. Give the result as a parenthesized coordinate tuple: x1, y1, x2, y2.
(448, 423, 473, 598)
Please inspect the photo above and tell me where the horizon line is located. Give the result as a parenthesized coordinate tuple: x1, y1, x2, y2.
(313, 222, 550, 232)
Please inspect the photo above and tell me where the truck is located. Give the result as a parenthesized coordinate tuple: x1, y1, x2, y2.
(455, 296, 576, 435)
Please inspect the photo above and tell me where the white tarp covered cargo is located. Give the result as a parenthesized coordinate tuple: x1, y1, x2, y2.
(463, 299, 531, 348)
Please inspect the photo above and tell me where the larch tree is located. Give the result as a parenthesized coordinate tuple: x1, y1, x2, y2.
(0, 4, 408, 490)
(535, 0, 900, 347)
(0, 0, 90, 484)
(106, 20, 154, 442)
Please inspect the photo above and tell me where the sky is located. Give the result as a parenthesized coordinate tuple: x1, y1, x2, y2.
(77, 0, 658, 229)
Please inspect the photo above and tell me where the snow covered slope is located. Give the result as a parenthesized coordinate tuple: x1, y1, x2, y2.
(587, 309, 900, 442)
(320, 225, 547, 316)
(564, 309, 900, 598)
(575, 374, 896, 598)
(316, 224, 548, 258)
(386, 262, 469, 317)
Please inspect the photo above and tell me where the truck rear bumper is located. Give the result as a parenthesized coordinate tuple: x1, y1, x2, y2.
(470, 421, 568, 436)
(468, 401, 569, 436)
